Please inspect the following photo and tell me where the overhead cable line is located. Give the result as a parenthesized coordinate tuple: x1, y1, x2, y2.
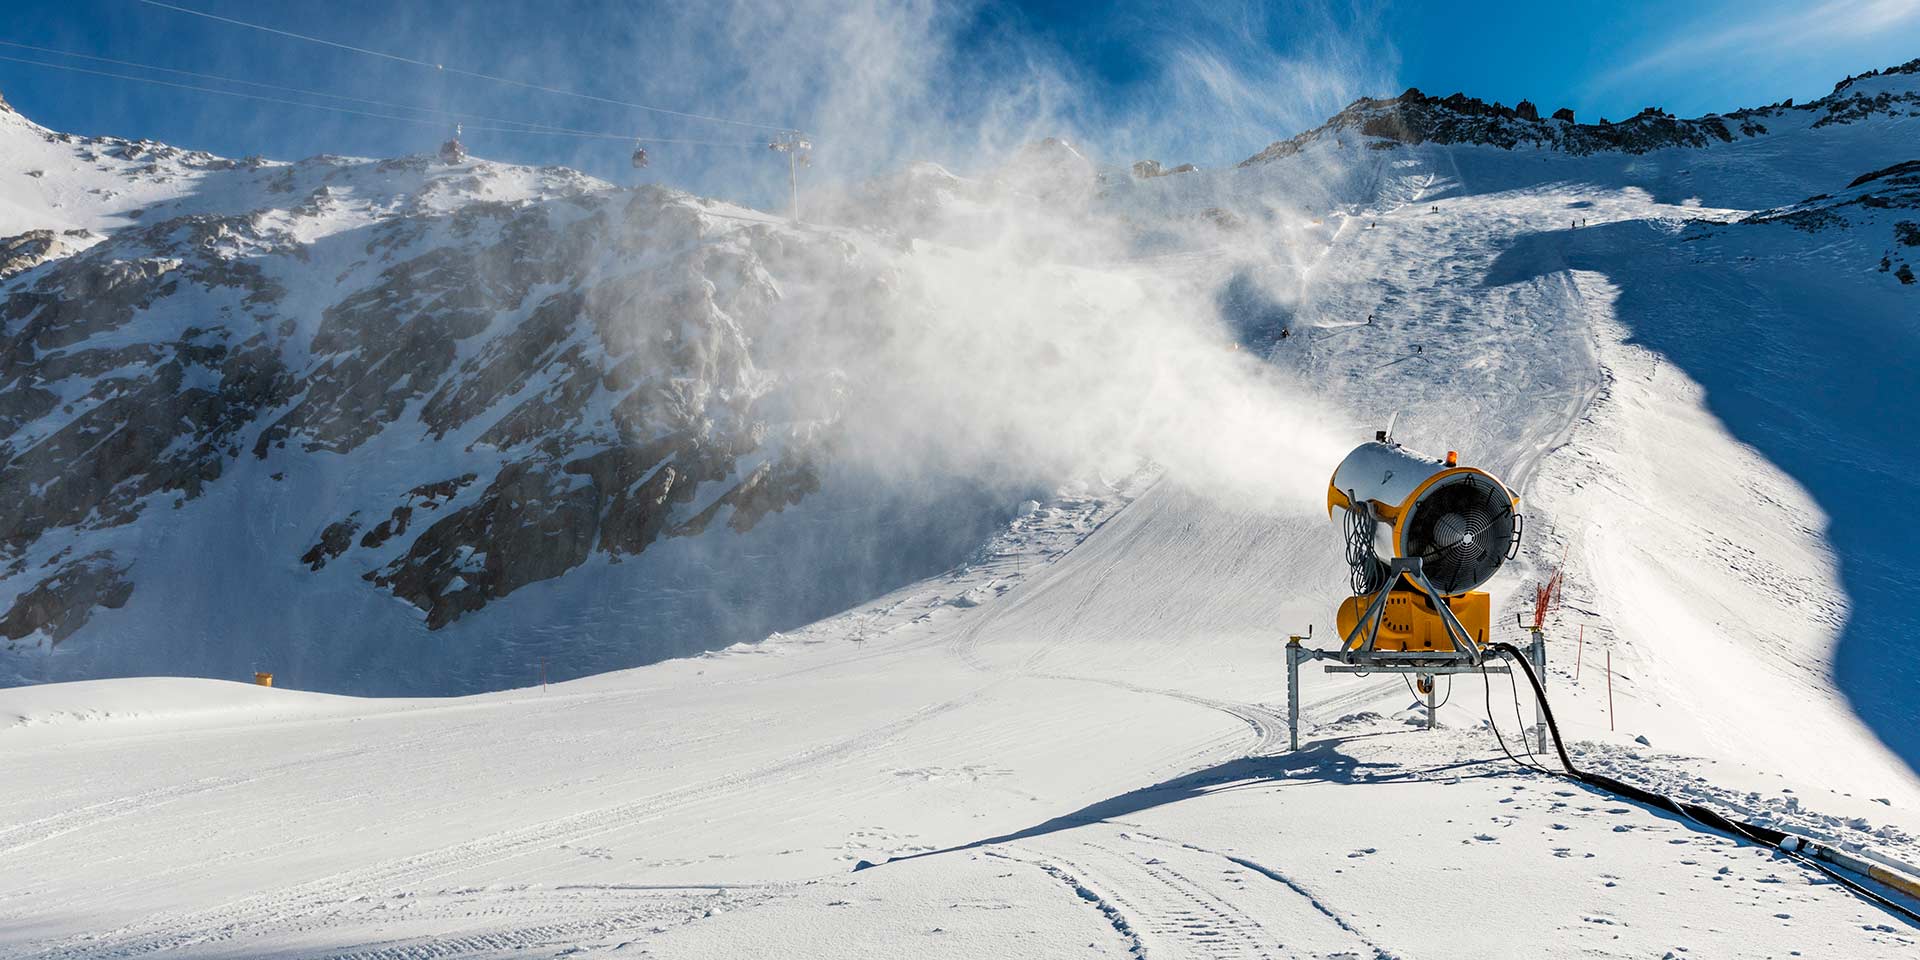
(0, 54, 766, 148)
(0, 37, 573, 136)
(136, 0, 797, 134)
(0, 39, 754, 144)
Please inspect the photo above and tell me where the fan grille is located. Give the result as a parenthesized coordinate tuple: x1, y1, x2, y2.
(1401, 473, 1515, 595)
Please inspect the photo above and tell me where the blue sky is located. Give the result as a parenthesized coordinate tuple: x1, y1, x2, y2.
(0, 0, 1914, 206)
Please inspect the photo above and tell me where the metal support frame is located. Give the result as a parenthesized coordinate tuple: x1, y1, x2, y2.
(1283, 558, 1507, 750)
(768, 132, 811, 222)
(1341, 557, 1482, 667)
(1513, 613, 1550, 752)
(1287, 650, 1508, 749)
(1527, 625, 1548, 753)
(1285, 630, 1309, 752)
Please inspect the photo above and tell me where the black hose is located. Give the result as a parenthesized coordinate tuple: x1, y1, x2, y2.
(1479, 660, 1549, 775)
(1486, 642, 1920, 925)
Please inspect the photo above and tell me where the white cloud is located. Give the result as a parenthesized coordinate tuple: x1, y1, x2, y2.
(1590, 0, 1920, 96)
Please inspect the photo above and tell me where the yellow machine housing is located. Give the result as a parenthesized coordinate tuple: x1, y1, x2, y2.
(1335, 587, 1490, 653)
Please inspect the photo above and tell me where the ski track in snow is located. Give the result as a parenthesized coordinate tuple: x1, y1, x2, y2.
(19, 688, 996, 959)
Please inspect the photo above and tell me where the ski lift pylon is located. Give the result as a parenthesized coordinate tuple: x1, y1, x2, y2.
(767, 131, 812, 221)
(439, 122, 466, 163)
(768, 132, 811, 158)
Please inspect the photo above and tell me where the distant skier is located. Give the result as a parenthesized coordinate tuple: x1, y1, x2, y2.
(1279, 327, 1291, 340)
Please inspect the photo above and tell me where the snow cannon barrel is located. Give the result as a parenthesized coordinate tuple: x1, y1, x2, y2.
(1326, 438, 1522, 597)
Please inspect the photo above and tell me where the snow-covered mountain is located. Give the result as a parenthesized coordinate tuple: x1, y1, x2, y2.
(0, 98, 1034, 695)
(3, 57, 1918, 711)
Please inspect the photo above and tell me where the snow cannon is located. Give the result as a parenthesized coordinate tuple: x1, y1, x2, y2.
(1325, 433, 1522, 657)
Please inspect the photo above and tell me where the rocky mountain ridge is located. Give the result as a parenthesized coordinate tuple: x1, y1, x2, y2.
(1241, 57, 1920, 165)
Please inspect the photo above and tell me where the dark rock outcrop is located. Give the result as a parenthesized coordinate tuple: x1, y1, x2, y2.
(1722, 160, 1920, 282)
(302, 516, 361, 571)
(0, 230, 60, 279)
(0, 551, 132, 645)
(1132, 160, 1200, 179)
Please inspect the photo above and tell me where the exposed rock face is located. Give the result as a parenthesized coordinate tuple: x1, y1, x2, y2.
(1132, 160, 1199, 179)
(1241, 87, 1738, 162)
(1723, 158, 1920, 283)
(1831, 58, 1920, 96)
(0, 551, 132, 645)
(1744, 159, 1920, 229)
(0, 115, 869, 653)
(302, 516, 361, 571)
(0, 210, 299, 563)
(0, 230, 60, 279)
(1240, 60, 1920, 165)
(308, 188, 854, 629)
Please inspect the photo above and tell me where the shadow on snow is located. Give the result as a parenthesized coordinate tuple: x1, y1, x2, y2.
(1484, 220, 1920, 778)
(856, 733, 1499, 871)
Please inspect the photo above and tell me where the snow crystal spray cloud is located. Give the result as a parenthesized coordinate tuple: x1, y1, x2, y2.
(385, 0, 1393, 514)
(645, 0, 1389, 512)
